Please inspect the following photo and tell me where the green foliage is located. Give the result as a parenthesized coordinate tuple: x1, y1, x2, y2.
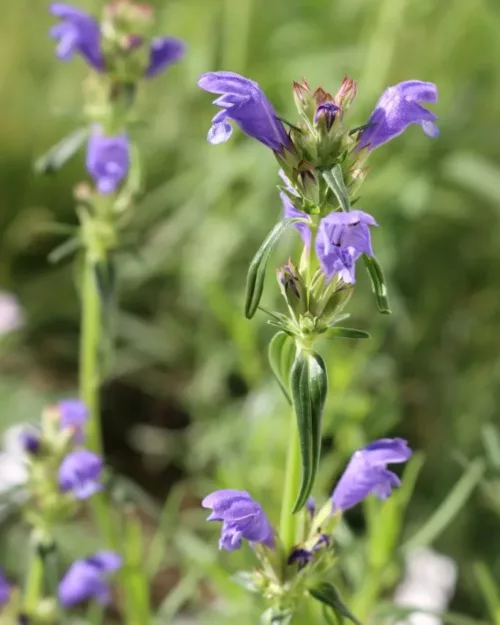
(0, 0, 500, 622)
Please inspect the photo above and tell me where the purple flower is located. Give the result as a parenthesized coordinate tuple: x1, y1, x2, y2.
(358, 80, 439, 151)
(59, 450, 103, 500)
(49, 3, 103, 70)
(58, 551, 121, 607)
(146, 37, 186, 77)
(86, 128, 130, 194)
(202, 489, 275, 552)
(19, 431, 41, 455)
(314, 102, 340, 131)
(59, 399, 88, 444)
(198, 71, 291, 152)
(316, 210, 377, 283)
(0, 569, 10, 606)
(306, 496, 316, 517)
(332, 438, 412, 511)
(279, 170, 311, 246)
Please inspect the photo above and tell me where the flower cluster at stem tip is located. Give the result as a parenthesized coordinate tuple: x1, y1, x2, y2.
(199, 71, 438, 293)
(49, 2, 186, 196)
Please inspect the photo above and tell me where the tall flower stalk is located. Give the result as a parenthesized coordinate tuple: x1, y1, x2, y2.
(199, 71, 438, 622)
(47, 1, 185, 544)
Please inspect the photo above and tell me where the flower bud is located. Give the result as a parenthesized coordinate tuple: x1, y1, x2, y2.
(314, 102, 340, 133)
(334, 76, 358, 110)
(293, 78, 316, 120)
(277, 260, 307, 316)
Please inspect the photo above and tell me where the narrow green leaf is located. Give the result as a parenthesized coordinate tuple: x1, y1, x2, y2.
(245, 218, 306, 319)
(473, 562, 500, 624)
(268, 331, 296, 404)
(323, 327, 370, 340)
(322, 164, 351, 212)
(35, 127, 89, 175)
(403, 459, 485, 552)
(362, 254, 391, 314)
(290, 350, 328, 512)
(309, 582, 362, 625)
(48, 236, 81, 264)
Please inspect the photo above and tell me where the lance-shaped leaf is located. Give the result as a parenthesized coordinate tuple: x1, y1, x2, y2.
(323, 327, 370, 340)
(309, 582, 362, 625)
(268, 331, 296, 404)
(245, 218, 306, 319)
(322, 164, 351, 212)
(290, 350, 327, 512)
(35, 127, 89, 175)
(362, 254, 391, 314)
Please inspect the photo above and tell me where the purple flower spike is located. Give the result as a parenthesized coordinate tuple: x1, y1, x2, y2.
(332, 438, 412, 511)
(146, 37, 185, 77)
(316, 210, 377, 283)
(202, 489, 275, 552)
(359, 80, 439, 151)
(198, 71, 291, 152)
(0, 569, 10, 607)
(58, 551, 121, 607)
(86, 128, 130, 194)
(59, 399, 88, 444)
(59, 450, 103, 500)
(49, 3, 103, 70)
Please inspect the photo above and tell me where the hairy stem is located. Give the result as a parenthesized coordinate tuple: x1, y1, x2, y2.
(79, 252, 114, 546)
(280, 412, 302, 555)
(24, 546, 44, 614)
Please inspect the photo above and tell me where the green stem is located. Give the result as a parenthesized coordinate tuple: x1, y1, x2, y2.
(79, 252, 115, 546)
(80, 253, 102, 456)
(24, 547, 44, 614)
(280, 412, 302, 554)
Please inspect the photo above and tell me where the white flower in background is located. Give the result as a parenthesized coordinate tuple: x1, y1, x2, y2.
(394, 548, 458, 625)
(0, 291, 24, 336)
(0, 425, 30, 520)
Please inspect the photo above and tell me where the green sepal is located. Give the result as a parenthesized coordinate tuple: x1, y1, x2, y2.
(309, 582, 362, 625)
(322, 164, 351, 212)
(245, 218, 306, 319)
(35, 127, 89, 175)
(290, 350, 328, 512)
(268, 331, 296, 404)
(322, 327, 370, 340)
(362, 254, 391, 314)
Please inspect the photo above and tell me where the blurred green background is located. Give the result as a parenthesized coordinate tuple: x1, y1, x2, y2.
(1, 0, 500, 621)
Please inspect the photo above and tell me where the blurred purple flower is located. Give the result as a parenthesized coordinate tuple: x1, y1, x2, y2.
(146, 37, 186, 77)
(0, 291, 24, 336)
(0, 569, 10, 606)
(358, 80, 439, 151)
(59, 399, 88, 444)
(316, 210, 377, 283)
(49, 4, 185, 77)
(49, 3, 103, 70)
(198, 71, 291, 152)
(332, 438, 412, 511)
(58, 551, 121, 607)
(306, 496, 315, 517)
(59, 450, 103, 500)
(19, 431, 41, 455)
(86, 128, 130, 194)
(202, 489, 275, 552)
